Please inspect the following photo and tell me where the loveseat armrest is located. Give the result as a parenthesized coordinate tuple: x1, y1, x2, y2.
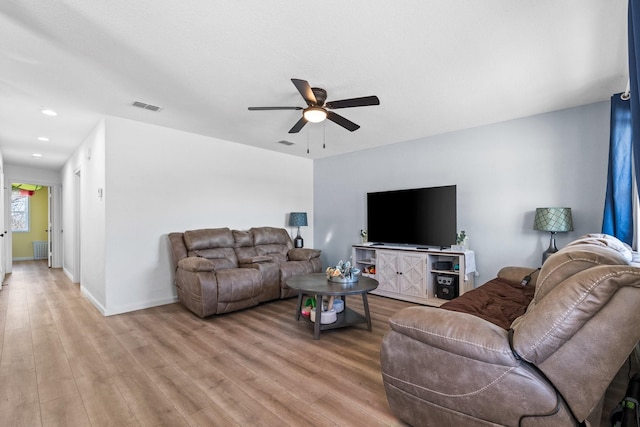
(287, 248, 321, 261)
(388, 306, 518, 366)
(238, 255, 273, 265)
(497, 266, 540, 287)
(177, 257, 216, 272)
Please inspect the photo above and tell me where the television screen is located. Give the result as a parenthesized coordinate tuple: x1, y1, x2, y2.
(367, 185, 457, 247)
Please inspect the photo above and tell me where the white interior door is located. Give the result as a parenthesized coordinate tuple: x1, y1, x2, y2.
(47, 186, 52, 268)
(0, 171, 5, 287)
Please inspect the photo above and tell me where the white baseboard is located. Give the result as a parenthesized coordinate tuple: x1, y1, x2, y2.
(80, 286, 178, 316)
(62, 267, 79, 284)
(81, 286, 107, 315)
(101, 296, 179, 316)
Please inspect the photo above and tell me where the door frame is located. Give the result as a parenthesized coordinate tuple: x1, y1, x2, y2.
(4, 180, 62, 274)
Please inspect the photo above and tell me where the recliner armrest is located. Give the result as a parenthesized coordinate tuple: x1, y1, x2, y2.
(388, 306, 518, 366)
(497, 266, 539, 287)
(177, 257, 215, 272)
(238, 255, 272, 265)
(288, 248, 321, 261)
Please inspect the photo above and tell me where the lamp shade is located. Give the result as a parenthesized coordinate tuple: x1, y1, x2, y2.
(533, 208, 573, 232)
(289, 212, 308, 227)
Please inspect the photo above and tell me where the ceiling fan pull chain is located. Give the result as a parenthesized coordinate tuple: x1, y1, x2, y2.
(323, 124, 326, 149)
(307, 128, 310, 154)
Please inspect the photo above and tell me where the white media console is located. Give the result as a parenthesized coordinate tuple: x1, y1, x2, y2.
(352, 244, 475, 306)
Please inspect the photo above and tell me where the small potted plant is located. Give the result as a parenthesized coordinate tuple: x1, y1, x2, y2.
(453, 230, 467, 251)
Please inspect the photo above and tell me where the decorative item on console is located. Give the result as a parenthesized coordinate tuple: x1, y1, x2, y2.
(326, 260, 361, 283)
(360, 229, 368, 244)
(451, 230, 467, 251)
(363, 265, 376, 275)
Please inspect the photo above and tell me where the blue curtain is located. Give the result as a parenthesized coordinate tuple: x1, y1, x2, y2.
(603, 1, 640, 245)
(630, 0, 640, 205)
(602, 94, 633, 245)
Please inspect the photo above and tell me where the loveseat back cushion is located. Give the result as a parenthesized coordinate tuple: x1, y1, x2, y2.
(191, 248, 238, 270)
(255, 245, 288, 263)
(233, 229, 260, 262)
(251, 227, 292, 263)
(251, 227, 292, 246)
(233, 230, 254, 247)
(184, 228, 234, 250)
(183, 228, 239, 269)
(533, 235, 630, 304)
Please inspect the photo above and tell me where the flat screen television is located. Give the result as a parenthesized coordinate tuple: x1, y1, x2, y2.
(367, 185, 457, 248)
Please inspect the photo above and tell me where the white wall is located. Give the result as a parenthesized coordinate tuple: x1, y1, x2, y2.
(60, 120, 107, 307)
(61, 116, 314, 315)
(314, 101, 610, 286)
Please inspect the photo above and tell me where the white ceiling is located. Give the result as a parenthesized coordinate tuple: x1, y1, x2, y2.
(0, 1, 629, 170)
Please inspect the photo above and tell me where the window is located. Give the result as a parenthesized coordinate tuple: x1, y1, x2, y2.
(11, 191, 29, 232)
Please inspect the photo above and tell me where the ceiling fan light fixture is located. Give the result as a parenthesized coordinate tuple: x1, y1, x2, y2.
(303, 106, 327, 123)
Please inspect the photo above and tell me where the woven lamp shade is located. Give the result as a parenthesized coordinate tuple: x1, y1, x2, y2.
(534, 208, 573, 232)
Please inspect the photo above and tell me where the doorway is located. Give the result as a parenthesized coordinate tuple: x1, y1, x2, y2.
(6, 182, 61, 275)
(10, 183, 50, 265)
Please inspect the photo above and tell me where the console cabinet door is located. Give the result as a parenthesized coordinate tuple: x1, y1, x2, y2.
(352, 244, 474, 306)
(376, 250, 400, 293)
(398, 253, 426, 297)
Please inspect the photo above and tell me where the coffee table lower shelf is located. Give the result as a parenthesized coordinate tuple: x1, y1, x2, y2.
(299, 307, 367, 332)
(287, 274, 379, 339)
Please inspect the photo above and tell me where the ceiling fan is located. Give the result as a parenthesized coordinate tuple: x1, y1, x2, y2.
(248, 78, 380, 133)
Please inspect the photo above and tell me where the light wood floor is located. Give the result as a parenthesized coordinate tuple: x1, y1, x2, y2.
(0, 261, 633, 426)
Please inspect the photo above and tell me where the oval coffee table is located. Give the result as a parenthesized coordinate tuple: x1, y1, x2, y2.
(286, 273, 379, 339)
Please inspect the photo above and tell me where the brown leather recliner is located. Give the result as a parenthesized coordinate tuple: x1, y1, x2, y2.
(168, 226, 321, 317)
(381, 234, 640, 426)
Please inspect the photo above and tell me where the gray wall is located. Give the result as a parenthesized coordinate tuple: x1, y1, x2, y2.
(314, 101, 610, 286)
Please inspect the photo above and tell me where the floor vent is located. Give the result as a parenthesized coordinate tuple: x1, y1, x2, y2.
(131, 101, 162, 112)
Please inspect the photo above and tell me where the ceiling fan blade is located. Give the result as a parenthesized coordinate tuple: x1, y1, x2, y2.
(325, 95, 380, 109)
(248, 106, 303, 111)
(327, 111, 360, 132)
(288, 117, 308, 133)
(291, 78, 317, 106)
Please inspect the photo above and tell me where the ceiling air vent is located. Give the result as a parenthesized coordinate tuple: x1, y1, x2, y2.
(277, 140, 295, 146)
(131, 101, 162, 112)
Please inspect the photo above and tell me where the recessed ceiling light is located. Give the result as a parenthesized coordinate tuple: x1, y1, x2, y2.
(41, 109, 57, 116)
(37, 137, 50, 142)
(32, 153, 43, 159)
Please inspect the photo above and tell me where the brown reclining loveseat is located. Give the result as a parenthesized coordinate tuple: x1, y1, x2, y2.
(168, 226, 321, 317)
(381, 234, 640, 426)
